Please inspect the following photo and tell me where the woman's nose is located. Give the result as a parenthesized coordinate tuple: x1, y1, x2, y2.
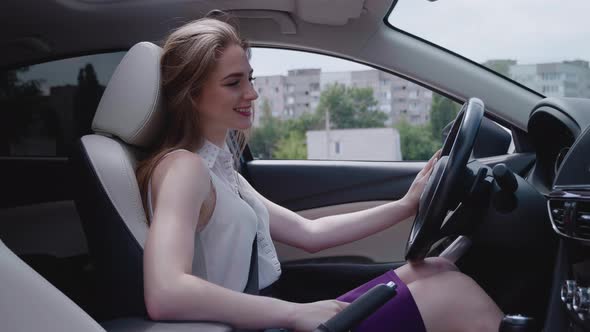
(244, 84, 258, 101)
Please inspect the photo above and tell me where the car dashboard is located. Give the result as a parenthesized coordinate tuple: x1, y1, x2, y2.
(527, 97, 590, 330)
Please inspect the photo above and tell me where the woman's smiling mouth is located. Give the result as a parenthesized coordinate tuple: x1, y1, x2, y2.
(234, 106, 252, 116)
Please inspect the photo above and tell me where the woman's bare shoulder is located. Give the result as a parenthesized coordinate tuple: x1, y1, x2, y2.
(151, 149, 211, 198)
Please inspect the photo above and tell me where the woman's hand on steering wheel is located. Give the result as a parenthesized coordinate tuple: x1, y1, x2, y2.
(401, 149, 441, 216)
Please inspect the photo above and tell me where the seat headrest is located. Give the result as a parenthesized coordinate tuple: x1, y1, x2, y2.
(91, 42, 164, 148)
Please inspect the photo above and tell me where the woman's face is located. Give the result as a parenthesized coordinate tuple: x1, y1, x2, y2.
(195, 43, 258, 138)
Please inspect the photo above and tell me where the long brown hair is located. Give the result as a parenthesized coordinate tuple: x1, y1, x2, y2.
(136, 15, 250, 224)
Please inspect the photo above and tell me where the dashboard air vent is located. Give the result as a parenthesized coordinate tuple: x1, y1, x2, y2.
(549, 200, 566, 234)
(549, 199, 590, 241)
(575, 201, 590, 238)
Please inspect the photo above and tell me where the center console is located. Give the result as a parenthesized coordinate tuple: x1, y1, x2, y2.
(547, 126, 590, 331)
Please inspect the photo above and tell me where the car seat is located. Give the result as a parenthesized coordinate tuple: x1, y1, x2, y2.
(71, 42, 233, 332)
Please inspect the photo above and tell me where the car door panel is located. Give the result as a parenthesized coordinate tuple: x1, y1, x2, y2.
(246, 160, 424, 211)
(245, 153, 535, 264)
(276, 217, 413, 264)
(245, 160, 423, 264)
(0, 158, 72, 208)
(0, 158, 86, 257)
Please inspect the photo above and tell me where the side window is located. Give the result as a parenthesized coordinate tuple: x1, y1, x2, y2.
(0, 52, 126, 157)
(249, 48, 461, 161)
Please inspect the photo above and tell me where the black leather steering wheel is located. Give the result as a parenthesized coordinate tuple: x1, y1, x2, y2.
(405, 98, 485, 261)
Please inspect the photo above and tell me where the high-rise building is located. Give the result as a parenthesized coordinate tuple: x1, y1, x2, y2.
(322, 70, 432, 125)
(253, 68, 433, 126)
(252, 69, 320, 126)
(252, 75, 286, 126)
(509, 60, 590, 98)
(350, 70, 393, 121)
(285, 68, 321, 118)
(389, 77, 432, 125)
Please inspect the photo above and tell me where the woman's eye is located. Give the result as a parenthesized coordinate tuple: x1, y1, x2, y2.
(249, 76, 256, 83)
(226, 81, 240, 87)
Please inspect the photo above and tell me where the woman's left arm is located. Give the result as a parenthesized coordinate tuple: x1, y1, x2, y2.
(241, 151, 439, 253)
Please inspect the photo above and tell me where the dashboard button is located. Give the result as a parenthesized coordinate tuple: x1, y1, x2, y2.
(573, 287, 590, 314)
(562, 280, 577, 305)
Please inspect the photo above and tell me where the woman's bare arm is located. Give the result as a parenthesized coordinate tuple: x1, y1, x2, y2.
(143, 151, 302, 329)
(244, 151, 439, 253)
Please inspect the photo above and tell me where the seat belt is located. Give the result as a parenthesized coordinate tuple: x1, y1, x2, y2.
(243, 235, 259, 295)
(233, 236, 260, 332)
(237, 237, 288, 332)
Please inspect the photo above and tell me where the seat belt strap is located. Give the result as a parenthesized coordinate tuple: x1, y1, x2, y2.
(233, 236, 261, 332)
(243, 235, 259, 295)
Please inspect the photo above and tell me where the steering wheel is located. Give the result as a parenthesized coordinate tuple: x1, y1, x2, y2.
(405, 98, 485, 261)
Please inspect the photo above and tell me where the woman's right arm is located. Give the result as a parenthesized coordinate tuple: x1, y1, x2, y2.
(143, 151, 346, 331)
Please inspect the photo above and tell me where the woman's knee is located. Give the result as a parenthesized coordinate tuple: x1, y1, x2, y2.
(396, 256, 459, 285)
(409, 271, 503, 332)
(422, 257, 459, 274)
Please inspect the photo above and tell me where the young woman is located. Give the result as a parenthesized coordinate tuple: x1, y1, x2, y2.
(136, 15, 503, 332)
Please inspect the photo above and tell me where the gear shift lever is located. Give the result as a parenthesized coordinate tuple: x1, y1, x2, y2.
(498, 314, 537, 332)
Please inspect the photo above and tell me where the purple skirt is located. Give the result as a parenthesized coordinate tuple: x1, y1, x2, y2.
(337, 270, 427, 332)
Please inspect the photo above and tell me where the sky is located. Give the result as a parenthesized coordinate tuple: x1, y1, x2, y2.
(388, 0, 590, 64)
(249, 49, 372, 77)
(19, 0, 590, 91)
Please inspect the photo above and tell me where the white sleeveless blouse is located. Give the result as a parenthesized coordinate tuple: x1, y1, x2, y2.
(147, 141, 282, 291)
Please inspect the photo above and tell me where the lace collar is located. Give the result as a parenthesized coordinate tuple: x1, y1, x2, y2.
(197, 140, 233, 169)
(197, 140, 239, 194)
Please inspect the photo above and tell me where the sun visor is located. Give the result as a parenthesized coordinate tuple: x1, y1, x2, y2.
(295, 0, 365, 25)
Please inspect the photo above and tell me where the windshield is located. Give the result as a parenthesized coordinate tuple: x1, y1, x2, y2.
(387, 0, 590, 98)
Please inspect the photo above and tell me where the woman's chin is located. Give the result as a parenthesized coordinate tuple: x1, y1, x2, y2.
(232, 120, 252, 130)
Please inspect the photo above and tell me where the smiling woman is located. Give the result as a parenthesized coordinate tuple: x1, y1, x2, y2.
(388, 0, 590, 98)
(128, 12, 507, 332)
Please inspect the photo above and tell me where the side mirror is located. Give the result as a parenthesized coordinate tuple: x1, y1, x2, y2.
(441, 117, 512, 158)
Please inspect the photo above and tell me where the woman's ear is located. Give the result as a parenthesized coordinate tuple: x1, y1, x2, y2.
(189, 92, 201, 112)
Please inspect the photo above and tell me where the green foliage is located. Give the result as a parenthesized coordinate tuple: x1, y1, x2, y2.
(0, 68, 44, 155)
(283, 112, 322, 133)
(316, 84, 387, 129)
(250, 86, 463, 161)
(74, 64, 105, 137)
(429, 94, 460, 142)
(395, 93, 460, 160)
(395, 119, 440, 160)
(273, 131, 307, 159)
(249, 99, 284, 159)
(250, 85, 385, 159)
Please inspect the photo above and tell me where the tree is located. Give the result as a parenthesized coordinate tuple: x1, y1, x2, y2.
(249, 98, 283, 159)
(429, 94, 460, 142)
(74, 64, 105, 137)
(395, 119, 439, 160)
(283, 112, 322, 133)
(316, 84, 387, 129)
(251, 85, 388, 160)
(273, 131, 307, 159)
(0, 68, 42, 155)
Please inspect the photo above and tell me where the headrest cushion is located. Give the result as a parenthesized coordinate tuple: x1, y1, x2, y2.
(91, 42, 164, 148)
